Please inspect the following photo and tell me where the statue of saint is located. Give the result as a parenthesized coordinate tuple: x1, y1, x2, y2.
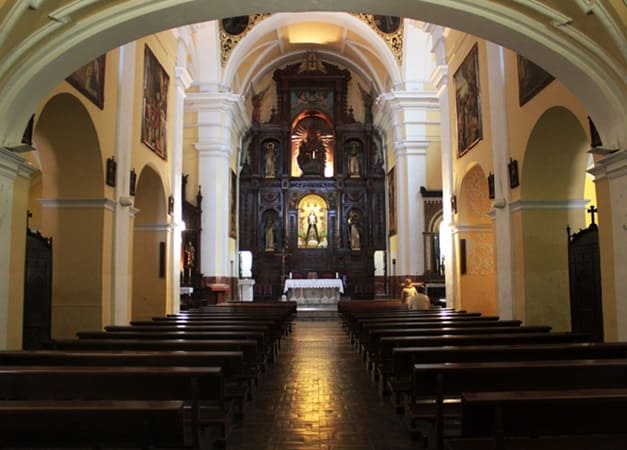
(306, 210, 319, 243)
(265, 218, 275, 250)
(297, 129, 326, 176)
(264, 142, 276, 177)
(348, 142, 361, 177)
(348, 211, 361, 250)
(183, 241, 195, 283)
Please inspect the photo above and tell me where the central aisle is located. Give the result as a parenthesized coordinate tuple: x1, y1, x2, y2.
(227, 317, 419, 449)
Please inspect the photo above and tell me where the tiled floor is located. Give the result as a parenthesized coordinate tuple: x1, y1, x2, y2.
(226, 315, 421, 450)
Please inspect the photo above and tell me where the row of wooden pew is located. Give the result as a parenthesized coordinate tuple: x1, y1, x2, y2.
(0, 301, 297, 449)
(338, 300, 627, 450)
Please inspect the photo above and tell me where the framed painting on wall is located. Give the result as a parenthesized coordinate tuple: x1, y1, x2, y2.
(141, 45, 169, 160)
(387, 167, 397, 236)
(230, 170, 237, 238)
(66, 54, 106, 109)
(517, 54, 554, 106)
(454, 43, 483, 157)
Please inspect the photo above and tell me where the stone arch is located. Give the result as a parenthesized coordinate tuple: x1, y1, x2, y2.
(32, 92, 107, 338)
(132, 164, 169, 321)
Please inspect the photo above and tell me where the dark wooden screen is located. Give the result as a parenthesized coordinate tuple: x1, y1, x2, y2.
(568, 222, 603, 342)
(23, 229, 52, 349)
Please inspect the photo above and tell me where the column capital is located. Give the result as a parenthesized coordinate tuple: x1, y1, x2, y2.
(431, 65, 449, 92)
(0, 147, 35, 180)
(175, 66, 192, 90)
(588, 148, 627, 181)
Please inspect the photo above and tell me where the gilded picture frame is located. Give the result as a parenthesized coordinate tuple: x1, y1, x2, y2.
(141, 45, 169, 160)
(454, 44, 483, 157)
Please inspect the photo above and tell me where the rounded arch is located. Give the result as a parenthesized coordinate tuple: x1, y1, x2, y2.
(518, 106, 590, 332)
(0, 2, 623, 150)
(223, 12, 402, 93)
(456, 163, 496, 316)
(522, 106, 589, 200)
(298, 193, 329, 248)
(132, 164, 169, 321)
(34, 93, 104, 198)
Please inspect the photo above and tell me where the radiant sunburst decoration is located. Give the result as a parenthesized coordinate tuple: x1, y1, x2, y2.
(354, 14, 404, 65)
(290, 120, 335, 178)
(220, 14, 271, 66)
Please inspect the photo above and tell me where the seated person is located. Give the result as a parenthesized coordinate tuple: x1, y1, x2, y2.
(400, 278, 418, 305)
(408, 283, 431, 310)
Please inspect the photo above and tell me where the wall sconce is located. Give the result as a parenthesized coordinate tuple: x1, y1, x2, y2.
(105, 157, 117, 187)
(129, 169, 137, 196)
(487, 172, 495, 199)
(508, 158, 519, 188)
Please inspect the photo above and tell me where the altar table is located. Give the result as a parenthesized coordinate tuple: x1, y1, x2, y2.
(283, 279, 344, 305)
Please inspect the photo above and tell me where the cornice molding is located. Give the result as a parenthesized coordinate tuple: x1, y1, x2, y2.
(509, 199, 589, 213)
(39, 197, 116, 211)
(587, 149, 627, 181)
(134, 223, 174, 232)
(0, 147, 35, 179)
(452, 224, 493, 234)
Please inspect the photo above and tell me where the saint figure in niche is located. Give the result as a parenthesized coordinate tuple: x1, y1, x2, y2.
(348, 211, 361, 250)
(297, 128, 326, 176)
(347, 141, 361, 177)
(306, 210, 319, 244)
(264, 142, 276, 177)
(264, 217, 275, 251)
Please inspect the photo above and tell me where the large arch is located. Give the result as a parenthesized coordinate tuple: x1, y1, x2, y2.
(32, 92, 107, 338)
(516, 106, 589, 331)
(456, 163, 496, 315)
(0, 1, 624, 150)
(132, 163, 169, 321)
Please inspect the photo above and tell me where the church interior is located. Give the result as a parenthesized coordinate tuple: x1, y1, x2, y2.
(0, 1, 626, 448)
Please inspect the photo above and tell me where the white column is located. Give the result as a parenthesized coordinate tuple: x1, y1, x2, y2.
(485, 42, 514, 320)
(0, 148, 34, 348)
(588, 149, 627, 340)
(170, 36, 192, 313)
(187, 92, 249, 279)
(428, 24, 456, 307)
(111, 42, 137, 325)
(376, 90, 439, 278)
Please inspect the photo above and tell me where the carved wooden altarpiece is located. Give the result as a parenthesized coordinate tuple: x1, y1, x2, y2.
(239, 53, 386, 299)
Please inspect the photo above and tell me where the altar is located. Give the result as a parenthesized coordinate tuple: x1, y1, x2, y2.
(283, 279, 344, 305)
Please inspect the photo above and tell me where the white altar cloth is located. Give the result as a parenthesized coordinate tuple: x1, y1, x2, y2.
(283, 279, 344, 304)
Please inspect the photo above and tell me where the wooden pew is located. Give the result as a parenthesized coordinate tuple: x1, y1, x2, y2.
(104, 323, 283, 362)
(454, 388, 627, 449)
(0, 350, 251, 419)
(410, 359, 627, 450)
(365, 326, 553, 372)
(76, 330, 270, 370)
(386, 341, 627, 412)
(0, 365, 230, 450)
(45, 338, 262, 384)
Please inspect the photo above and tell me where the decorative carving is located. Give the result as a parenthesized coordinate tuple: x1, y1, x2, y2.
(220, 14, 271, 66)
(469, 232, 495, 275)
(354, 14, 403, 65)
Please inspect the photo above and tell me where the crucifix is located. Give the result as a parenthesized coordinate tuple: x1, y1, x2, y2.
(587, 205, 598, 226)
(278, 246, 292, 281)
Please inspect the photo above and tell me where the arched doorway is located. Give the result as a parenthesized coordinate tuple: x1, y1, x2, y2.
(517, 106, 590, 331)
(456, 164, 496, 315)
(132, 165, 169, 320)
(32, 93, 106, 338)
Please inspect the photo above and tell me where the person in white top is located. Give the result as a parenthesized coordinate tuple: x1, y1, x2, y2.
(409, 283, 431, 310)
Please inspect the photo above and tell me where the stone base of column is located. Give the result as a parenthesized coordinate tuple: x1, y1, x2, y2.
(202, 276, 235, 303)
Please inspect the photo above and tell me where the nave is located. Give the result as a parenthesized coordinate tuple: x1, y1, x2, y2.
(227, 317, 416, 450)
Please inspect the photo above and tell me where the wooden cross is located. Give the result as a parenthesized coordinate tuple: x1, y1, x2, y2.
(587, 205, 598, 225)
(278, 246, 291, 280)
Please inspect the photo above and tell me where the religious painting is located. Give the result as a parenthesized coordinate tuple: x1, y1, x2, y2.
(222, 16, 249, 35)
(517, 54, 554, 106)
(454, 44, 483, 157)
(66, 54, 106, 109)
(508, 159, 520, 188)
(373, 15, 401, 34)
(141, 45, 169, 160)
(290, 113, 335, 178)
(230, 170, 237, 238)
(387, 167, 397, 236)
(290, 89, 334, 120)
(298, 194, 328, 248)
